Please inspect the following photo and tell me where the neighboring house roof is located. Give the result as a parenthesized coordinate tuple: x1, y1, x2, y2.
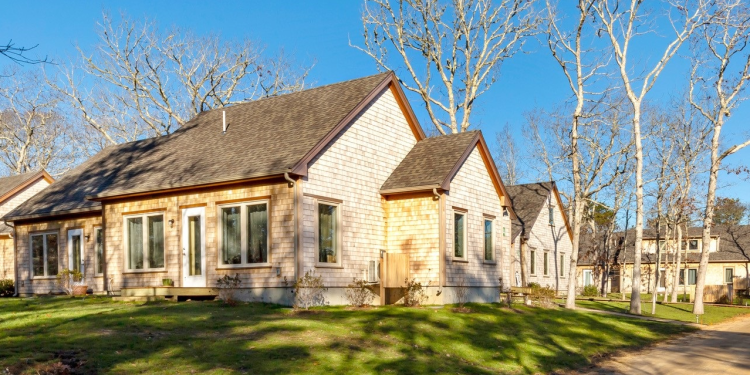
(5, 72, 426, 222)
(0, 170, 54, 232)
(380, 131, 479, 192)
(505, 181, 572, 243)
(579, 225, 750, 265)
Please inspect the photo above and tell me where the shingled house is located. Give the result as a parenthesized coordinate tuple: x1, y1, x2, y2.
(5, 72, 516, 305)
(578, 225, 750, 301)
(506, 182, 572, 295)
(0, 171, 54, 283)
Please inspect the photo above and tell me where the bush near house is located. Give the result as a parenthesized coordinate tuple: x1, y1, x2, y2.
(582, 285, 599, 297)
(0, 279, 13, 297)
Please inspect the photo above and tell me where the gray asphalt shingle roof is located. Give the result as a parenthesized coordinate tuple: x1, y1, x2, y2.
(380, 131, 478, 192)
(4, 72, 393, 221)
(505, 182, 554, 241)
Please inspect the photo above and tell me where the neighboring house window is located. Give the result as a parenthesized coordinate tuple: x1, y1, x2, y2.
(30, 232, 58, 277)
(317, 201, 341, 265)
(560, 254, 565, 277)
(454, 211, 467, 259)
(688, 240, 699, 251)
(543, 252, 549, 276)
(680, 269, 698, 285)
(529, 250, 536, 275)
(503, 226, 507, 237)
(725, 267, 734, 284)
(124, 213, 165, 270)
(484, 218, 493, 261)
(219, 201, 269, 266)
(95, 227, 103, 275)
(583, 269, 592, 286)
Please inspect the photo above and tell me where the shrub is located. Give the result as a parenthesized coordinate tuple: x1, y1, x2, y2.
(582, 284, 599, 297)
(0, 279, 13, 297)
(56, 269, 83, 296)
(345, 278, 375, 307)
(716, 294, 731, 305)
(216, 274, 242, 306)
(528, 283, 556, 308)
(294, 271, 327, 310)
(527, 282, 540, 288)
(402, 278, 428, 307)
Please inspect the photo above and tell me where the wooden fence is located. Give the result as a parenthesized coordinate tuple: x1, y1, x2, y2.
(702, 285, 729, 303)
(733, 276, 750, 291)
(382, 253, 409, 288)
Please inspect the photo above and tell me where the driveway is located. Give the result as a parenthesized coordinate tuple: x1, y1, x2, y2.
(580, 315, 750, 374)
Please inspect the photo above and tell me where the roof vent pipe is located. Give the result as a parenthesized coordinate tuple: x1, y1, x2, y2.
(222, 111, 227, 133)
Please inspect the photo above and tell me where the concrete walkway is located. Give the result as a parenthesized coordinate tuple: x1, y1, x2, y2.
(579, 315, 750, 374)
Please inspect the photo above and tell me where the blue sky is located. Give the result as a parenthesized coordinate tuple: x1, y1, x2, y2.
(1, 0, 748, 203)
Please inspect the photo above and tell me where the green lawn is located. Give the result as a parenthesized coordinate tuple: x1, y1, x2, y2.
(0, 297, 695, 374)
(571, 299, 750, 325)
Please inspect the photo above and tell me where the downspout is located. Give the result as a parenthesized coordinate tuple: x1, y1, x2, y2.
(5, 220, 17, 297)
(284, 173, 298, 282)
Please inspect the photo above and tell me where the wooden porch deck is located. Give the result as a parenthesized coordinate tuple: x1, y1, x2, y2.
(113, 287, 219, 302)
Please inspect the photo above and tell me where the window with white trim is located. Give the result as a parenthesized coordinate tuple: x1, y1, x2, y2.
(529, 249, 536, 275)
(543, 251, 549, 276)
(30, 232, 58, 277)
(95, 227, 103, 275)
(454, 211, 467, 259)
(560, 254, 565, 277)
(725, 267, 734, 284)
(124, 213, 165, 270)
(317, 201, 341, 265)
(219, 201, 269, 266)
(484, 218, 494, 261)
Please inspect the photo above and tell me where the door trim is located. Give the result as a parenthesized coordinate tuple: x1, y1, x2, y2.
(182, 206, 206, 287)
(68, 228, 84, 276)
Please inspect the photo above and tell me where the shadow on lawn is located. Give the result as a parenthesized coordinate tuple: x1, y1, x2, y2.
(0, 298, 692, 374)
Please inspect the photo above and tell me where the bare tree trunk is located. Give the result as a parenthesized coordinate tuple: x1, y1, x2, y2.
(671, 225, 683, 303)
(631, 108, 644, 314)
(694, 126, 721, 314)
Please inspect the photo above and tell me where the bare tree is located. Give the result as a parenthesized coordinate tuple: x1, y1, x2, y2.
(494, 124, 526, 185)
(0, 39, 48, 65)
(0, 68, 78, 176)
(353, 0, 542, 134)
(688, 0, 750, 314)
(594, 0, 711, 315)
(50, 12, 311, 149)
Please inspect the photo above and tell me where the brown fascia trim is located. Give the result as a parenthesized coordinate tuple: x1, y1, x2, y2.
(0, 170, 55, 205)
(86, 174, 288, 202)
(7, 207, 102, 224)
(551, 181, 574, 243)
(379, 184, 442, 196)
(290, 72, 427, 176)
(438, 132, 518, 220)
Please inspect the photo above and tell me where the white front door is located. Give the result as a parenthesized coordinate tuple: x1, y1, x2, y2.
(583, 270, 592, 286)
(182, 207, 206, 287)
(68, 229, 84, 276)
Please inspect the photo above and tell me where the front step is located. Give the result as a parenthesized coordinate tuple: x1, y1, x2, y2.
(112, 296, 167, 302)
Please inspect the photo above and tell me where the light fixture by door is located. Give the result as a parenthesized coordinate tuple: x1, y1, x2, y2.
(169, 219, 175, 228)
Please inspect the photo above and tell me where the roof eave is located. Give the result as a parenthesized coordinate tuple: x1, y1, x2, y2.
(4, 206, 102, 223)
(379, 184, 442, 195)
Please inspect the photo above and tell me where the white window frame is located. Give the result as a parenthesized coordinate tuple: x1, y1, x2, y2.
(452, 209, 468, 261)
(529, 249, 536, 275)
(583, 269, 593, 286)
(29, 231, 59, 279)
(315, 199, 343, 268)
(725, 267, 734, 284)
(483, 216, 495, 263)
(94, 227, 103, 276)
(543, 251, 549, 276)
(122, 212, 166, 272)
(560, 253, 565, 277)
(67, 228, 84, 276)
(680, 268, 698, 286)
(216, 200, 271, 269)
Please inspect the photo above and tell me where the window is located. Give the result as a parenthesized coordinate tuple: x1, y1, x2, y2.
(484, 219, 493, 261)
(31, 232, 58, 277)
(680, 269, 698, 285)
(454, 212, 466, 259)
(124, 213, 165, 271)
(543, 252, 549, 276)
(95, 228, 103, 275)
(529, 250, 536, 275)
(583, 269, 592, 286)
(548, 206, 555, 226)
(317, 202, 341, 265)
(560, 254, 565, 276)
(219, 201, 269, 266)
(725, 267, 734, 284)
(688, 240, 699, 251)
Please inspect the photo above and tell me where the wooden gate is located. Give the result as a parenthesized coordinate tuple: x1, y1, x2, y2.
(382, 253, 409, 288)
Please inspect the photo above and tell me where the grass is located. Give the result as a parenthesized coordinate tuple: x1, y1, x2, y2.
(571, 299, 750, 325)
(0, 297, 696, 374)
